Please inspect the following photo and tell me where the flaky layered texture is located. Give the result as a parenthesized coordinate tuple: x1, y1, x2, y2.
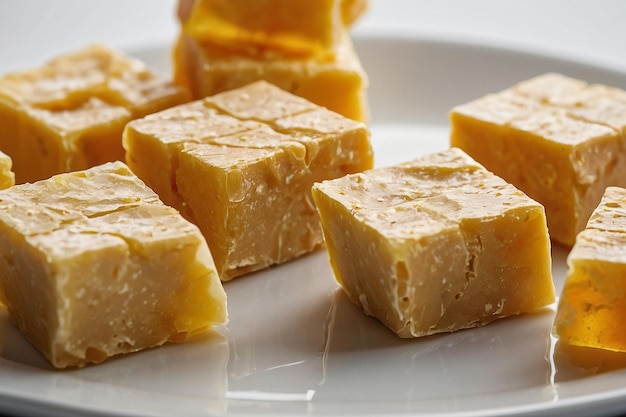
(178, 0, 368, 58)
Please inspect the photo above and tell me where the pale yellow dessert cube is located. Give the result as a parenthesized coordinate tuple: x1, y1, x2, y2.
(554, 186, 626, 352)
(0, 162, 227, 368)
(450, 73, 626, 246)
(0, 44, 189, 183)
(124, 81, 373, 280)
(312, 148, 555, 337)
(173, 32, 369, 122)
(180, 0, 368, 58)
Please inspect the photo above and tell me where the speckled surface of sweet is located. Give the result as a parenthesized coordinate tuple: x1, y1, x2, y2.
(124, 80, 373, 280)
(0, 161, 227, 368)
(450, 73, 626, 246)
(312, 147, 554, 337)
(0, 44, 189, 184)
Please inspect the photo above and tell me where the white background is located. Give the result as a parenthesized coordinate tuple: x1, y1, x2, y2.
(0, 0, 625, 74)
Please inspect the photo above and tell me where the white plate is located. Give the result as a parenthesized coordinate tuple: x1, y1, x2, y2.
(2, 31, 626, 417)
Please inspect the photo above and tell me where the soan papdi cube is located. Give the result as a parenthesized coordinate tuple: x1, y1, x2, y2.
(450, 73, 626, 246)
(0, 44, 189, 184)
(179, 0, 368, 58)
(174, 0, 368, 122)
(0, 162, 227, 368)
(124, 80, 373, 281)
(173, 31, 369, 122)
(554, 186, 626, 352)
(312, 148, 555, 337)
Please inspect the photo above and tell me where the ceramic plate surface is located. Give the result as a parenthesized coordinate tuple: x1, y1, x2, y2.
(1, 31, 626, 417)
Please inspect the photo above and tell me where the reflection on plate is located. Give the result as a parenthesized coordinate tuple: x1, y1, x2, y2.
(2, 31, 626, 417)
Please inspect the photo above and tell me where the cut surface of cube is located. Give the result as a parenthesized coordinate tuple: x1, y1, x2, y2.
(124, 80, 373, 281)
(554, 186, 626, 352)
(0, 44, 189, 184)
(312, 148, 555, 338)
(0, 161, 227, 368)
(181, 0, 367, 59)
(450, 73, 626, 246)
(173, 32, 369, 122)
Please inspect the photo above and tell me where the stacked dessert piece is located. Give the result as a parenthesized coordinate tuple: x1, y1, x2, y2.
(173, 0, 370, 122)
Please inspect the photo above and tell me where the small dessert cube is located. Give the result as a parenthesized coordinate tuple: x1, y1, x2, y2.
(0, 161, 227, 368)
(450, 73, 626, 246)
(124, 80, 373, 280)
(180, 0, 368, 58)
(173, 32, 369, 122)
(0, 44, 189, 183)
(312, 148, 555, 337)
(554, 186, 626, 352)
